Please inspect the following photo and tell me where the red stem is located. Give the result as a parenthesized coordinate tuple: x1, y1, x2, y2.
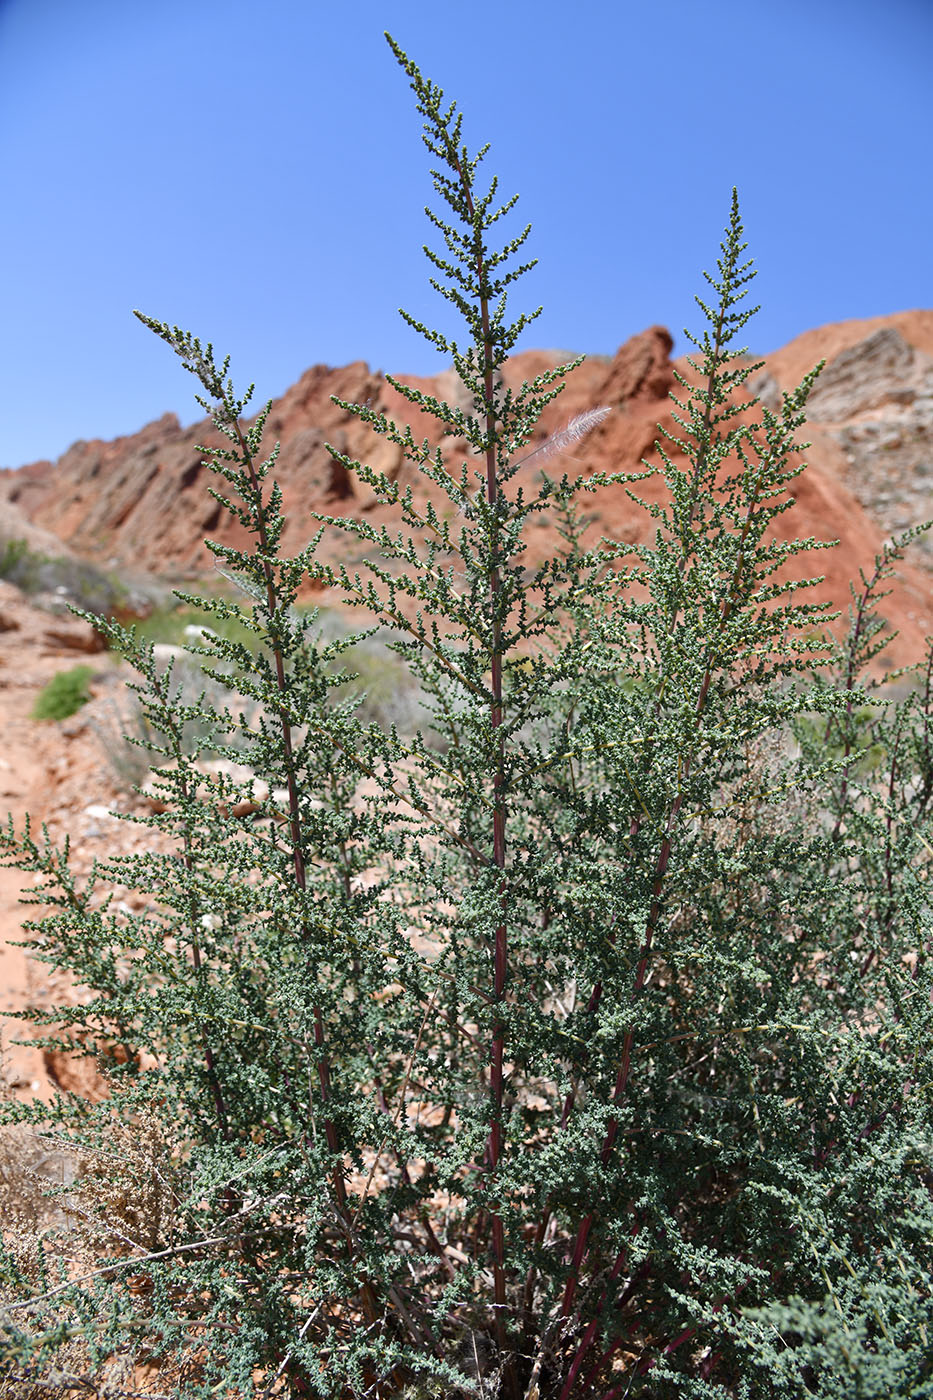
(446, 140, 512, 1366)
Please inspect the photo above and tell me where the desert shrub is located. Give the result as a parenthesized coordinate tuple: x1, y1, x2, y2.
(0, 537, 129, 618)
(88, 649, 259, 793)
(30, 664, 94, 721)
(0, 540, 38, 592)
(85, 687, 162, 793)
(1, 32, 931, 1400)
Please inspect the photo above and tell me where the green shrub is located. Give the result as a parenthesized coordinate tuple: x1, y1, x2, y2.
(1, 32, 931, 1400)
(30, 664, 94, 721)
(0, 538, 39, 591)
(0, 534, 145, 622)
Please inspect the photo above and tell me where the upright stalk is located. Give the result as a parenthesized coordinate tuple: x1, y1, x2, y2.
(462, 155, 512, 1368)
(231, 420, 343, 1188)
(561, 463, 767, 1322)
(159, 668, 232, 1144)
(227, 419, 382, 1343)
(826, 556, 883, 844)
(177, 767, 231, 1144)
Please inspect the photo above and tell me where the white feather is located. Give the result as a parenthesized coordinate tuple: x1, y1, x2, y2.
(513, 405, 612, 470)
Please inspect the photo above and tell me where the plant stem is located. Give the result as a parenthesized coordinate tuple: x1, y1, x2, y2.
(230, 420, 341, 1168)
(150, 659, 231, 1144)
(561, 474, 765, 1321)
(227, 417, 381, 1338)
(445, 133, 513, 1367)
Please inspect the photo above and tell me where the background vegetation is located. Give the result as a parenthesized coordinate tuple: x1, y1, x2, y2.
(30, 665, 95, 722)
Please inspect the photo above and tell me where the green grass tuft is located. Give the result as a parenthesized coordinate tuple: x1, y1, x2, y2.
(31, 664, 95, 721)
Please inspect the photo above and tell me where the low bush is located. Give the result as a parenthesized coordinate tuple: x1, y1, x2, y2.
(30, 664, 94, 722)
(0, 539, 38, 592)
(0, 537, 126, 618)
(1, 31, 931, 1400)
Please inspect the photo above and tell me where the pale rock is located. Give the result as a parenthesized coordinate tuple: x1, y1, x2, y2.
(184, 623, 217, 644)
(806, 329, 920, 422)
(151, 643, 187, 671)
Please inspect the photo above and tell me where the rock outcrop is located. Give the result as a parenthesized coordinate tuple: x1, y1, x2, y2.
(766, 317, 933, 569)
(2, 314, 933, 665)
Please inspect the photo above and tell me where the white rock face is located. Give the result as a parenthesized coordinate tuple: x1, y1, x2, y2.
(183, 624, 218, 643)
(805, 328, 923, 422)
(803, 329, 933, 562)
(151, 643, 187, 671)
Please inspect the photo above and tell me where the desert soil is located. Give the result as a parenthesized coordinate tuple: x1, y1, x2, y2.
(0, 580, 139, 1104)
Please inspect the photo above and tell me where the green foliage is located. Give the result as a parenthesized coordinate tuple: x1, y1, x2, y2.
(2, 32, 931, 1400)
(30, 664, 94, 721)
(0, 538, 35, 587)
(132, 599, 422, 732)
(132, 595, 263, 654)
(0, 537, 127, 617)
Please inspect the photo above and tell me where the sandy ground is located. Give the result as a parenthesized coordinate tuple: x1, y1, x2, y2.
(0, 580, 124, 1103)
(1, 656, 66, 1101)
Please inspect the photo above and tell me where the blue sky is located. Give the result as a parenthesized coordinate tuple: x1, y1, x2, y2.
(1, 0, 931, 469)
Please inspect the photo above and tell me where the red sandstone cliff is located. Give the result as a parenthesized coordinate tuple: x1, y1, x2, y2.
(2, 313, 932, 666)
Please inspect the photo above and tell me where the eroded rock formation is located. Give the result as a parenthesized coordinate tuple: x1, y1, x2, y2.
(3, 314, 932, 664)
